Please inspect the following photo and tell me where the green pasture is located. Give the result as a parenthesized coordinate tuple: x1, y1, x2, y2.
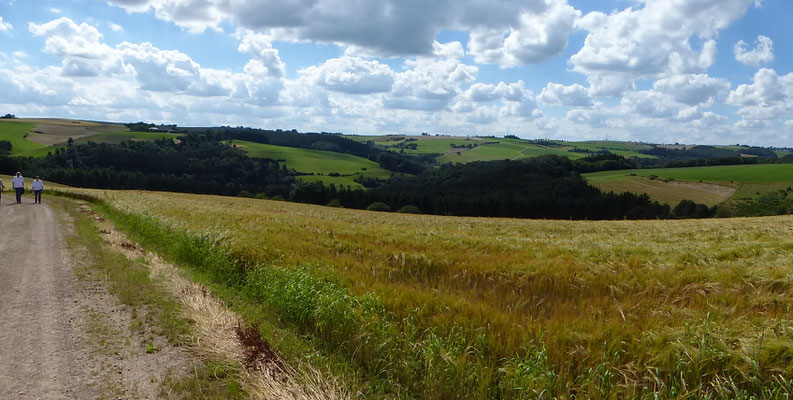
(347, 135, 657, 164)
(233, 140, 393, 188)
(585, 164, 793, 184)
(377, 136, 486, 155)
(1, 119, 172, 157)
(438, 141, 533, 163)
(0, 120, 47, 156)
(584, 164, 793, 207)
(557, 140, 656, 159)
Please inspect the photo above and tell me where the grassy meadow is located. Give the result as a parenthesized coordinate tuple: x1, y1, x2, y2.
(233, 140, 394, 188)
(0, 120, 46, 156)
(349, 135, 656, 164)
(0, 118, 133, 157)
(65, 188, 793, 398)
(585, 164, 793, 207)
(585, 164, 793, 183)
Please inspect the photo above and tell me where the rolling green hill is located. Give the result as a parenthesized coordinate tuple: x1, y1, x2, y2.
(349, 134, 657, 164)
(0, 120, 46, 156)
(584, 164, 793, 207)
(585, 164, 793, 183)
(0, 118, 143, 157)
(233, 140, 394, 188)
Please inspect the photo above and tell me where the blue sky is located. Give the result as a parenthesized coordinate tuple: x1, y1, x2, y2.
(0, 0, 791, 145)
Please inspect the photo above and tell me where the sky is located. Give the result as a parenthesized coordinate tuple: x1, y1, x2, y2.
(0, 0, 791, 146)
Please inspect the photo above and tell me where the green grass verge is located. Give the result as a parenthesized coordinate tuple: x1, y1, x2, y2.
(64, 199, 192, 344)
(53, 196, 246, 398)
(160, 360, 246, 399)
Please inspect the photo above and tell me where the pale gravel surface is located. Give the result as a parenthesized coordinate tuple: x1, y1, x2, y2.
(0, 195, 97, 399)
(0, 194, 193, 399)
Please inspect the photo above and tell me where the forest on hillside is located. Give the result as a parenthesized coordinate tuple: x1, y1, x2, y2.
(3, 126, 787, 219)
(0, 131, 712, 220)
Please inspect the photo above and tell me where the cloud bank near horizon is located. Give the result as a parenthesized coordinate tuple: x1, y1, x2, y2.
(0, 0, 791, 145)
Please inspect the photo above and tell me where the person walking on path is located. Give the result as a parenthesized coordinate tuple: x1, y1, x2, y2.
(12, 172, 24, 204)
(32, 176, 44, 204)
(0, 177, 4, 203)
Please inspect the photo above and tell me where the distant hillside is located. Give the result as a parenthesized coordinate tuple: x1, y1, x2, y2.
(346, 134, 788, 166)
(0, 118, 176, 157)
(585, 164, 793, 216)
(232, 140, 393, 189)
(4, 118, 793, 218)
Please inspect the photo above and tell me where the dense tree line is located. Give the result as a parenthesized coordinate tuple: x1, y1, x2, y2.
(29, 134, 294, 197)
(190, 127, 427, 175)
(0, 154, 26, 173)
(635, 154, 793, 169)
(0, 140, 11, 155)
(0, 131, 729, 220)
(291, 156, 674, 220)
(126, 122, 180, 132)
(639, 145, 777, 160)
(571, 153, 639, 173)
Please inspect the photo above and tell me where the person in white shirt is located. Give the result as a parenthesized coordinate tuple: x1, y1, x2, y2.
(32, 176, 44, 204)
(12, 172, 24, 204)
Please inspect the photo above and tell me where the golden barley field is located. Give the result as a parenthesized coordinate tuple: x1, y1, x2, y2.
(76, 188, 793, 398)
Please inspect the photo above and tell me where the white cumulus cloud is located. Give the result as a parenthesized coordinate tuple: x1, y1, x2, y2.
(386, 58, 478, 111)
(299, 56, 394, 94)
(465, 81, 531, 103)
(467, 0, 580, 67)
(538, 83, 592, 107)
(0, 17, 12, 32)
(726, 68, 793, 124)
(29, 17, 129, 77)
(571, 0, 755, 96)
(652, 74, 731, 106)
(237, 31, 285, 78)
(567, 108, 607, 127)
(734, 35, 774, 66)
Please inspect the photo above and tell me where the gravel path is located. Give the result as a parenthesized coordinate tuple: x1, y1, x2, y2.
(0, 195, 96, 398)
